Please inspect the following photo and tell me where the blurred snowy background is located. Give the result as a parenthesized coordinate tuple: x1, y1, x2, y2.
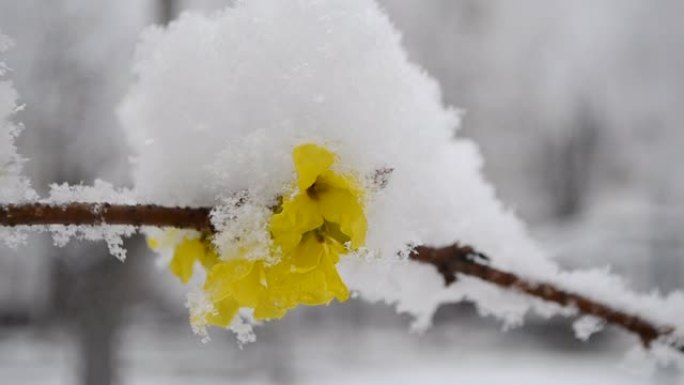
(0, 0, 683, 384)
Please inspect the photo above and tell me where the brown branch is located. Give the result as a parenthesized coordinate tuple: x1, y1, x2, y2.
(1, 202, 681, 352)
(411, 244, 683, 352)
(0, 203, 212, 230)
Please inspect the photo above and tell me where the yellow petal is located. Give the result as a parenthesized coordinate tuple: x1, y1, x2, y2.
(270, 194, 323, 252)
(266, 236, 349, 308)
(318, 188, 367, 249)
(147, 228, 186, 250)
(204, 259, 253, 302)
(253, 298, 288, 320)
(170, 238, 205, 284)
(322, 229, 348, 264)
(318, 170, 361, 194)
(319, 253, 350, 302)
(291, 232, 324, 273)
(231, 261, 268, 308)
(198, 243, 220, 270)
(146, 237, 159, 250)
(206, 296, 240, 328)
(293, 143, 335, 191)
(271, 268, 332, 306)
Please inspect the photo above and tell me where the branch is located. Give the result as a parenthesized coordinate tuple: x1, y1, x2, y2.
(411, 244, 682, 352)
(0, 203, 211, 230)
(1, 202, 681, 352)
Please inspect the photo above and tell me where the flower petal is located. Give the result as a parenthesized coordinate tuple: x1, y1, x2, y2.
(198, 242, 220, 270)
(231, 261, 268, 308)
(293, 143, 335, 191)
(206, 296, 240, 328)
(204, 259, 254, 302)
(319, 253, 350, 302)
(318, 188, 367, 248)
(270, 194, 323, 252)
(253, 298, 288, 320)
(170, 237, 205, 284)
(291, 232, 324, 273)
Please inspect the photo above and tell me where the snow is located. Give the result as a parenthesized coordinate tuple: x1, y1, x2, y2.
(45, 180, 134, 206)
(0, 31, 37, 247)
(41, 181, 136, 260)
(117, 0, 684, 353)
(0, 32, 35, 203)
(573, 316, 606, 341)
(0, 0, 679, 367)
(119, 0, 548, 308)
(210, 192, 274, 263)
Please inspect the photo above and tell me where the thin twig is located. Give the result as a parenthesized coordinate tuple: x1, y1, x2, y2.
(411, 244, 683, 352)
(0, 202, 681, 352)
(0, 203, 211, 230)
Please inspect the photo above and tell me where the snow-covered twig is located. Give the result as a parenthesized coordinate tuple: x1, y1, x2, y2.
(0, 202, 210, 229)
(411, 244, 683, 352)
(1, 202, 681, 353)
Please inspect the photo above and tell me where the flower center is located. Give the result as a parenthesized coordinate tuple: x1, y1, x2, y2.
(305, 178, 328, 201)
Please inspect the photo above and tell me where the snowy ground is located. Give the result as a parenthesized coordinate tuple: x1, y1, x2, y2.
(0, 308, 680, 385)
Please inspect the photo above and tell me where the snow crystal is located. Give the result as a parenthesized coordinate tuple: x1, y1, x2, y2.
(573, 315, 606, 341)
(210, 192, 273, 263)
(44, 180, 136, 260)
(119, 0, 684, 352)
(228, 313, 257, 346)
(186, 284, 257, 345)
(0, 33, 35, 203)
(46, 179, 135, 205)
(0, 31, 37, 247)
(186, 287, 215, 342)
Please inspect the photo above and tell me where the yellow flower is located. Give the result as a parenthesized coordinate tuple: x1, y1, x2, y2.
(151, 143, 367, 330)
(270, 143, 366, 252)
(148, 231, 219, 284)
(170, 236, 219, 283)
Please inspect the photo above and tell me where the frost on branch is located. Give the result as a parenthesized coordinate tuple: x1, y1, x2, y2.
(114, 0, 684, 351)
(0, 31, 37, 247)
(45, 181, 136, 260)
(573, 315, 605, 341)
